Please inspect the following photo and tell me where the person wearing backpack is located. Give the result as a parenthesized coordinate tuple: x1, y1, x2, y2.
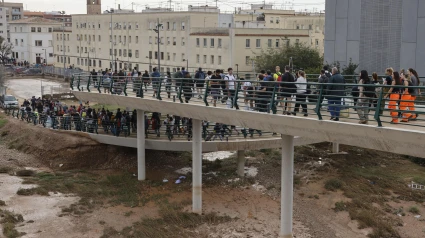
(280, 65, 296, 114)
(194, 67, 206, 99)
(357, 70, 375, 124)
(400, 73, 414, 122)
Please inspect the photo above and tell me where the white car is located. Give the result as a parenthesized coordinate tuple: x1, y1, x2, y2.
(1, 95, 19, 109)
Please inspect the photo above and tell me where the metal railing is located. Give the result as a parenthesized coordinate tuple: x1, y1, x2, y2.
(70, 74, 425, 128)
(4, 108, 274, 141)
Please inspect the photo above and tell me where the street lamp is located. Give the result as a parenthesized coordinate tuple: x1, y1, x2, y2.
(106, 9, 115, 71)
(85, 49, 90, 72)
(183, 59, 188, 71)
(59, 11, 66, 76)
(153, 18, 162, 73)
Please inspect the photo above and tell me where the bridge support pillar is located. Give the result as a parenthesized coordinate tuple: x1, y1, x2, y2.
(137, 110, 145, 181)
(237, 150, 245, 177)
(192, 119, 202, 214)
(280, 135, 294, 238)
(332, 142, 340, 153)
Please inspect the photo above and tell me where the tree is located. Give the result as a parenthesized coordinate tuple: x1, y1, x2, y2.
(0, 36, 13, 65)
(254, 43, 323, 73)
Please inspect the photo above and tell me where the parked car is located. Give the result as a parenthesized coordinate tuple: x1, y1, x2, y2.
(0, 95, 19, 109)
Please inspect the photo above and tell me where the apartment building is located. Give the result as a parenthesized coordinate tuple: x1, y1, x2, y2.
(0, 1, 24, 42)
(24, 11, 72, 28)
(52, 3, 324, 74)
(10, 17, 61, 64)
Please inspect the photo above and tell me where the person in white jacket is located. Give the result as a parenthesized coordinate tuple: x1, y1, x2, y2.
(292, 70, 308, 117)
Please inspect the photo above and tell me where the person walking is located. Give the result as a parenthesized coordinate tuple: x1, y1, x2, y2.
(357, 70, 374, 124)
(400, 73, 414, 123)
(151, 67, 160, 98)
(384, 71, 402, 124)
(327, 67, 346, 121)
(194, 68, 205, 99)
(164, 71, 172, 98)
(293, 71, 308, 116)
(142, 70, 150, 92)
(210, 69, 221, 107)
(280, 65, 296, 114)
(408, 68, 420, 120)
(183, 72, 193, 103)
(224, 68, 237, 108)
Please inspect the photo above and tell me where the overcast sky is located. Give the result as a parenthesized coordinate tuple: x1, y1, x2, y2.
(16, 0, 325, 14)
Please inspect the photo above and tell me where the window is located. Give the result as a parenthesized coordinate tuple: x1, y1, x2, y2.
(93, 59, 96, 67)
(167, 52, 170, 60)
(149, 36, 152, 44)
(276, 17, 280, 23)
(128, 49, 132, 57)
(210, 39, 214, 48)
(77, 58, 79, 65)
(14, 39, 17, 46)
(315, 39, 319, 46)
(218, 38, 222, 48)
(48, 40, 52, 46)
(129, 36, 131, 43)
(31, 27, 35, 32)
(114, 49, 117, 56)
(182, 53, 185, 62)
(35, 40, 42, 46)
(160, 37, 163, 45)
(136, 23, 139, 29)
(203, 38, 207, 47)
(296, 25, 300, 29)
(268, 39, 272, 48)
(172, 22, 176, 30)
(48, 28, 52, 32)
(135, 50, 139, 58)
(136, 36, 138, 43)
(37, 27, 41, 32)
(149, 51, 152, 59)
(181, 22, 185, 30)
(78, 47, 80, 53)
(309, 24, 313, 30)
(49, 53, 53, 57)
(181, 37, 185, 46)
(211, 55, 214, 64)
(167, 37, 170, 45)
(173, 37, 176, 45)
(166, 22, 170, 30)
(275, 39, 279, 47)
(128, 23, 132, 29)
(218, 56, 222, 65)
(119, 49, 122, 57)
(270, 17, 274, 23)
(123, 49, 127, 57)
(98, 35, 101, 41)
(246, 39, 250, 48)
(256, 39, 260, 48)
(196, 38, 200, 47)
(245, 56, 250, 65)
(296, 39, 300, 44)
(20, 27, 22, 32)
(196, 54, 200, 63)
(173, 53, 176, 61)
(119, 35, 121, 42)
(99, 60, 102, 67)
(160, 52, 164, 60)
(203, 55, 207, 64)
(123, 36, 126, 43)
(68, 46, 69, 52)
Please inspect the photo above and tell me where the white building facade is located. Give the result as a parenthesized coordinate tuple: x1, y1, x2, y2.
(0, 6, 7, 41)
(9, 18, 61, 64)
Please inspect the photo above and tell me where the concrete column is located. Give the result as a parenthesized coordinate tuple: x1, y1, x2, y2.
(137, 110, 145, 181)
(192, 119, 202, 214)
(332, 142, 340, 153)
(237, 150, 246, 177)
(280, 135, 294, 238)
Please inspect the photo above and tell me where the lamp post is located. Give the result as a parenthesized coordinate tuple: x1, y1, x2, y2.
(42, 48, 47, 64)
(183, 59, 188, 72)
(59, 11, 66, 76)
(85, 49, 90, 72)
(106, 9, 114, 71)
(153, 18, 162, 73)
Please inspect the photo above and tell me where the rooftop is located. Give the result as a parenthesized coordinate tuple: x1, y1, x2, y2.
(9, 17, 62, 24)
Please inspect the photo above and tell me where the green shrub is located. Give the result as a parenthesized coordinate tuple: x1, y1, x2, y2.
(325, 178, 344, 191)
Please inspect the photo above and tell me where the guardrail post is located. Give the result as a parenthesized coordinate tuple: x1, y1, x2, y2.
(137, 80, 143, 98)
(280, 134, 294, 238)
(203, 82, 209, 106)
(77, 75, 81, 91)
(373, 87, 384, 127)
(178, 80, 183, 103)
(156, 80, 162, 100)
(314, 84, 324, 120)
(192, 119, 203, 214)
(233, 81, 240, 110)
(270, 84, 277, 114)
(137, 110, 146, 180)
(70, 76, 74, 90)
(87, 75, 91, 92)
(123, 79, 128, 96)
(97, 78, 102, 93)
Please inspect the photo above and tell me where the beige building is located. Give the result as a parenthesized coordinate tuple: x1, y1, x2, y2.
(53, 3, 324, 75)
(0, 1, 24, 42)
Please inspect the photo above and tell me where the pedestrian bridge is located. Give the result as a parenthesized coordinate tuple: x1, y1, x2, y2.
(69, 74, 425, 238)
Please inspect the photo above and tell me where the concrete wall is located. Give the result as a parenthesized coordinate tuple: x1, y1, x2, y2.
(73, 91, 425, 158)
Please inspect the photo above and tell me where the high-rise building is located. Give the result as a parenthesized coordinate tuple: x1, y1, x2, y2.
(324, 0, 425, 76)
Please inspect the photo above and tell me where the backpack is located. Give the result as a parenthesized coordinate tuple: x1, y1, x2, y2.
(276, 72, 282, 82)
(363, 80, 375, 98)
(195, 72, 205, 79)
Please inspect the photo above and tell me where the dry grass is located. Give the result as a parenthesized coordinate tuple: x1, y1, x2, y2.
(0, 209, 25, 238)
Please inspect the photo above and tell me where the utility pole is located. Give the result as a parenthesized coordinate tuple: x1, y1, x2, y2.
(153, 18, 162, 73)
(106, 9, 114, 71)
(60, 11, 66, 76)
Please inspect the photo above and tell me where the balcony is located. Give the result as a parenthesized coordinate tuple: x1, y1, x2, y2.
(12, 11, 21, 15)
